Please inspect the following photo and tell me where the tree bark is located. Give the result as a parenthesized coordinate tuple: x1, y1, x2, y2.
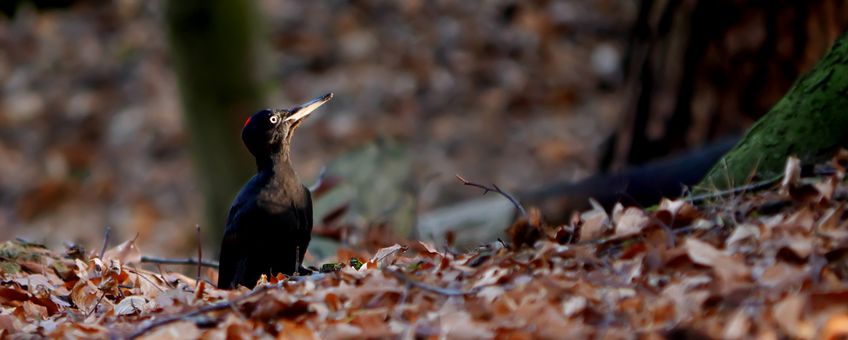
(164, 1, 266, 243)
(616, 0, 848, 170)
(700, 30, 848, 189)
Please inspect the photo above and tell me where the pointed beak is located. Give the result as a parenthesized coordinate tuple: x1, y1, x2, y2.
(284, 92, 333, 123)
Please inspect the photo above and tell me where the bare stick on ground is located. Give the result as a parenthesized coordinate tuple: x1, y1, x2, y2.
(87, 291, 107, 317)
(100, 226, 112, 259)
(686, 175, 781, 205)
(385, 268, 477, 297)
(141, 256, 219, 268)
(99, 226, 111, 259)
(195, 224, 202, 287)
(456, 174, 527, 216)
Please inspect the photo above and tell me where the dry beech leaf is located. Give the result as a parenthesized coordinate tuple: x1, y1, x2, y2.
(70, 281, 100, 313)
(614, 207, 650, 237)
(781, 208, 816, 232)
(657, 198, 700, 226)
(780, 235, 813, 260)
(821, 314, 848, 340)
(815, 177, 838, 200)
(781, 156, 802, 192)
(610, 202, 624, 221)
(580, 203, 609, 241)
(114, 296, 146, 316)
(561, 295, 587, 317)
(441, 310, 493, 339)
(370, 244, 405, 267)
(724, 309, 750, 339)
(21, 301, 47, 320)
(103, 238, 142, 265)
(773, 295, 814, 339)
(0, 287, 29, 303)
(418, 241, 440, 255)
(758, 263, 805, 289)
(726, 223, 760, 250)
(138, 321, 200, 340)
(684, 238, 748, 282)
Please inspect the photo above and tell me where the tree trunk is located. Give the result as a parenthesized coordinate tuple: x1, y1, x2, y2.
(164, 1, 266, 244)
(615, 0, 848, 170)
(699, 30, 848, 189)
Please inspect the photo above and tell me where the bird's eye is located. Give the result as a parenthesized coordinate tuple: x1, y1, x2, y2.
(269, 115, 279, 124)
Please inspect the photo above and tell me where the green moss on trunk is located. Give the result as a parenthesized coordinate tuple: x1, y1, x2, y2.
(700, 31, 848, 189)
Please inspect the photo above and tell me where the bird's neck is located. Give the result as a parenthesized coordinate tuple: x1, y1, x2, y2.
(255, 149, 297, 180)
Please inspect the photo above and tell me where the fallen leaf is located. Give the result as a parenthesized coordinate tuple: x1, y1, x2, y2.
(580, 206, 608, 241)
(21, 301, 47, 320)
(821, 314, 848, 340)
(684, 238, 749, 282)
(370, 244, 406, 267)
(103, 238, 141, 265)
(418, 241, 440, 255)
(773, 294, 814, 339)
(70, 281, 100, 313)
(138, 321, 200, 340)
(724, 309, 750, 339)
(114, 296, 146, 316)
(614, 207, 650, 237)
(561, 295, 587, 317)
(781, 156, 802, 192)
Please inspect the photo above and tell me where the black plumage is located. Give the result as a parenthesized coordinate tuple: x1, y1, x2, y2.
(217, 93, 332, 289)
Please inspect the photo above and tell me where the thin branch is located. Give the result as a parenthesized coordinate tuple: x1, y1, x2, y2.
(87, 291, 107, 317)
(155, 264, 175, 289)
(99, 226, 111, 259)
(307, 166, 327, 193)
(125, 267, 165, 293)
(685, 175, 781, 205)
(141, 256, 219, 268)
(455, 174, 527, 216)
(385, 268, 477, 297)
(295, 246, 300, 276)
(195, 224, 202, 288)
(127, 281, 285, 339)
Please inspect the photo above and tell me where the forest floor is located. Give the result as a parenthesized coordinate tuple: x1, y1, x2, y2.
(1, 153, 848, 339)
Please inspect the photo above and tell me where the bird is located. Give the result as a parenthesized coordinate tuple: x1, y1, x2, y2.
(217, 93, 333, 289)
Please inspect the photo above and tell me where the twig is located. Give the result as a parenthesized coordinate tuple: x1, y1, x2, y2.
(307, 166, 327, 193)
(141, 256, 219, 268)
(99, 226, 111, 259)
(455, 174, 527, 216)
(125, 267, 165, 293)
(195, 224, 202, 288)
(127, 281, 285, 339)
(155, 264, 175, 289)
(384, 268, 476, 297)
(685, 175, 781, 205)
(87, 291, 107, 317)
(295, 245, 300, 276)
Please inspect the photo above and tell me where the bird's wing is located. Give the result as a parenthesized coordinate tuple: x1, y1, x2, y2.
(297, 186, 313, 273)
(217, 202, 247, 289)
(304, 186, 313, 232)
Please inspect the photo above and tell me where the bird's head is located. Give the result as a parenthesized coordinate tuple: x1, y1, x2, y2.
(241, 93, 333, 160)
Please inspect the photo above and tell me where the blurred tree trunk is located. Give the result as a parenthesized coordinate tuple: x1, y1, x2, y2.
(165, 1, 265, 245)
(613, 0, 848, 169)
(700, 30, 848, 189)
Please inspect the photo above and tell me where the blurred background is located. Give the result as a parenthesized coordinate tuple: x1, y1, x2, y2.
(0, 0, 847, 259)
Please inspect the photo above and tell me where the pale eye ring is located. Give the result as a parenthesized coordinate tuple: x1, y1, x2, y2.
(269, 115, 279, 124)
